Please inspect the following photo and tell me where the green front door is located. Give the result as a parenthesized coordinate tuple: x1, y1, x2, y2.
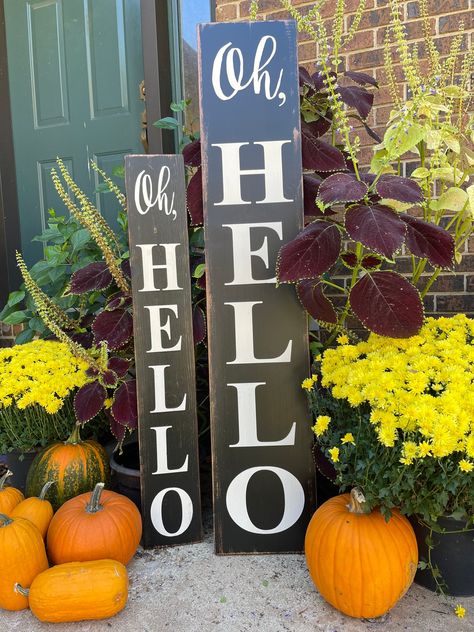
(5, 0, 144, 263)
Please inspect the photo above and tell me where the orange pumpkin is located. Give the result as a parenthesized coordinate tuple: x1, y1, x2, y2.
(11, 481, 55, 538)
(16, 559, 128, 623)
(47, 482, 142, 566)
(305, 489, 418, 619)
(0, 469, 24, 514)
(0, 513, 49, 610)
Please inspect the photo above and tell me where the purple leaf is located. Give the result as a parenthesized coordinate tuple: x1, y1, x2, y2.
(92, 309, 133, 350)
(101, 370, 118, 388)
(303, 173, 323, 217)
(70, 332, 93, 349)
(349, 115, 382, 143)
(301, 122, 346, 172)
(344, 71, 379, 88)
(108, 411, 127, 443)
(121, 260, 131, 279)
(401, 214, 455, 268)
(299, 66, 314, 89)
(193, 305, 207, 345)
(182, 140, 201, 167)
(196, 272, 206, 290)
(317, 173, 368, 205)
(361, 254, 383, 270)
(337, 86, 374, 120)
(350, 271, 424, 338)
(296, 280, 338, 324)
(311, 71, 333, 91)
(341, 252, 358, 268)
(107, 356, 130, 377)
(70, 262, 113, 294)
(111, 380, 138, 429)
(187, 167, 203, 225)
(345, 204, 406, 258)
(277, 220, 341, 283)
(376, 175, 423, 204)
(74, 382, 106, 423)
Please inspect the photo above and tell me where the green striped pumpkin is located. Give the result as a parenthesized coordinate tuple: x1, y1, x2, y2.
(26, 426, 110, 511)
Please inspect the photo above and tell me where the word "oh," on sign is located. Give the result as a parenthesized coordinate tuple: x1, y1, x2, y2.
(198, 21, 315, 554)
(125, 154, 202, 548)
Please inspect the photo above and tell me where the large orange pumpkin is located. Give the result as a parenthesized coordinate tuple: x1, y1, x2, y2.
(26, 425, 110, 511)
(0, 513, 49, 610)
(47, 482, 142, 566)
(0, 469, 24, 514)
(305, 489, 418, 619)
(11, 481, 55, 538)
(16, 559, 128, 623)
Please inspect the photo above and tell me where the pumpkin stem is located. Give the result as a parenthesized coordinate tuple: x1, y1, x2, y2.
(86, 482, 105, 513)
(14, 584, 29, 597)
(0, 469, 13, 491)
(39, 480, 55, 500)
(0, 513, 13, 527)
(347, 488, 370, 515)
(66, 424, 82, 444)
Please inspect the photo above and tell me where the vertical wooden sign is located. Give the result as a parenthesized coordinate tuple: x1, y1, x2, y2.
(198, 21, 315, 554)
(125, 155, 202, 548)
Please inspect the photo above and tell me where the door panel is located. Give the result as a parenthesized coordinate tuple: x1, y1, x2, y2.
(5, 0, 144, 263)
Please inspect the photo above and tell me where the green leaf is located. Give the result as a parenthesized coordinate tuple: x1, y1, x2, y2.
(7, 290, 26, 307)
(431, 187, 468, 212)
(2, 310, 28, 325)
(153, 116, 179, 130)
(95, 182, 112, 194)
(170, 100, 188, 112)
(193, 263, 206, 279)
(384, 122, 425, 160)
(14, 328, 35, 344)
(71, 228, 92, 252)
(112, 165, 125, 178)
(410, 167, 430, 179)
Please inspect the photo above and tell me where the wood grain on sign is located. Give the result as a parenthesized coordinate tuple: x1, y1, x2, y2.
(125, 154, 202, 548)
(198, 21, 316, 554)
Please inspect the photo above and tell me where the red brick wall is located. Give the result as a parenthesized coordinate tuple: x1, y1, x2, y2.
(215, 0, 474, 320)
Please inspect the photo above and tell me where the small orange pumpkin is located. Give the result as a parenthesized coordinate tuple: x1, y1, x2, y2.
(16, 559, 128, 623)
(11, 481, 55, 538)
(47, 482, 142, 566)
(0, 513, 49, 610)
(305, 489, 418, 619)
(0, 469, 24, 514)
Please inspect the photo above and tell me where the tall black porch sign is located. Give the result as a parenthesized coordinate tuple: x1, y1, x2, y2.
(125, 155, 202, 548)
(198, 21, 315, 554)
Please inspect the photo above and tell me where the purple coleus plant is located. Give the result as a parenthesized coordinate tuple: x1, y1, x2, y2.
(276, 69, 455, 339)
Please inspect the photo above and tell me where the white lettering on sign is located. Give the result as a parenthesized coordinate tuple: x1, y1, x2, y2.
(225, 301, 292, 365)
(137, 243, 182, 292)
(151, 426, 189, 475)
(226, 467, 305, 534)
(134, 167, 177, 219)
(150, 365, 187, 413)
(212, 140, 292, 206)
(150, 487, 194, 537)
(223, 222, 283, 286)
(211, 36, 286, 106)
(228, 382, 296, 447)
(144, 305, 182, 353)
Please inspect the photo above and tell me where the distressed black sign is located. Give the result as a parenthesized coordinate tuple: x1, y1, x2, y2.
(198, 21, 315, 554)
(125, 154, 202, 548)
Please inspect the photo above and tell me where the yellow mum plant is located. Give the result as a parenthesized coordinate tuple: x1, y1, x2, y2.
(0, 340, 88, 453)
(305, 314, 474, 526)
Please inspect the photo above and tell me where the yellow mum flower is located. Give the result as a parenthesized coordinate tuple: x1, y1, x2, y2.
(301, 378, 314, 391)
(341, 433, 355, 445)
(312, 415, 331, 437)
(328, 447, 340, 463)
(337, 334, 349, 345)
(459, 460, 473, 473)
(417, 442, 432, 458)
(455, 604, 466, 618)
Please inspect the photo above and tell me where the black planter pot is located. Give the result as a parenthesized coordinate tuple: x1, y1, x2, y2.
(0, 449, 39, 493)
(110, 442, 141, 511)
(411, 515, 474, 596)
